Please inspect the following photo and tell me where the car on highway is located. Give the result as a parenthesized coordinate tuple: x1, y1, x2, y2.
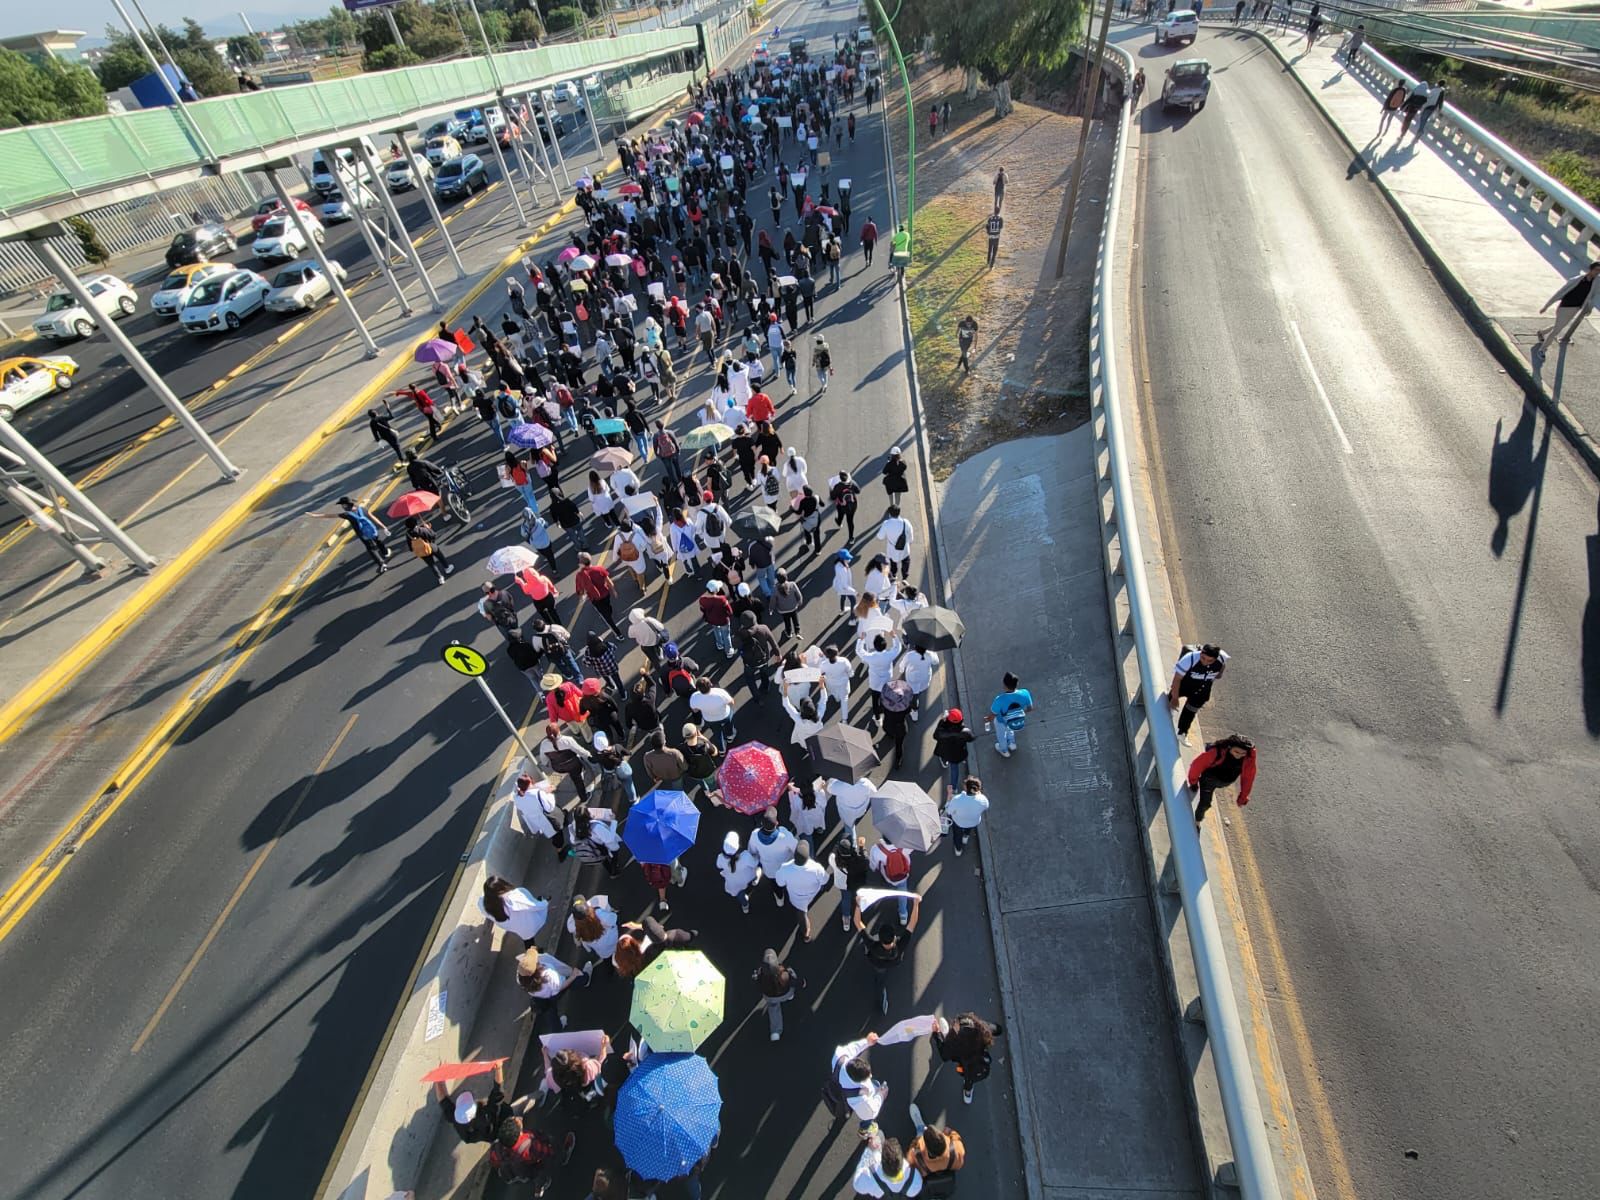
(0, 354, 79, 422)
(1155, 9, 1200, 45)
(552, 80, 577, 102)
(425, 134, 463, 167)
(433, 153, 488, 200)
(424, 117, 468, 141)
(860, 47, 880, 72)
(856, 24, 873, 45)
(180, 268, 270, 333)
(165, 222, 237, 268)
(310, 139, 377, 194)
(532, 110, 566, 144)
(751, 46, 769, 66)
(150, 261, 232, 317)
(31, 274, 138, 342)
(252, 212, 326, 262)
(788, 37, 808, 61)
(250, 197, 314, 232)
(386, 152, 433, 191)
(467, 106, 506, 143)
(774, 51, 792, 70)
(317, 187, 378, 224)
(1162, 58, 1212, 111)
(264, 260, 347, 313)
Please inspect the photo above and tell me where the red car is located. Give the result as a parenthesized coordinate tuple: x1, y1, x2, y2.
(251, 197, 314, 232)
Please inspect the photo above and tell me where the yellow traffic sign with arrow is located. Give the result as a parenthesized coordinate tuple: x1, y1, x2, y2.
(441, 643, 488, 677)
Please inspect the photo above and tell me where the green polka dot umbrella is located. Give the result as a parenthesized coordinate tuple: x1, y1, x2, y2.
(629, 950, 725, 1053)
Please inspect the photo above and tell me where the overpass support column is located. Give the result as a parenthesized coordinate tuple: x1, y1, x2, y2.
(0, 429, 157, 573)
(479, 114, 530, 229)
(413, 159, 469, 280)
(268, 168, 379, 359)
(354, 141, 445, 313)
(346, 184, 418, 314)
(29, 237, 240, 483)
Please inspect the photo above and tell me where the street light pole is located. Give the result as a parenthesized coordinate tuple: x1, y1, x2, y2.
(383, 6, 408, 52)
(109, 0, 218, 162)
(465, 0, 531, 227)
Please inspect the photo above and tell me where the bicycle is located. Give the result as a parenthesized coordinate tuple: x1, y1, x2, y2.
(433, 461, 473, 523)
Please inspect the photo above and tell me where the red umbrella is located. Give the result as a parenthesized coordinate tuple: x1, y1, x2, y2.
(618, 181, 644, 196)
(386, 490, 439, 518)
(686, 111, 706, 125)
(716, 742, 789, 815)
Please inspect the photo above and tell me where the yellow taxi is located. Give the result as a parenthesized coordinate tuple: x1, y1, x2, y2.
(150, 261, 232, 317)
(0, 354, 79, 421)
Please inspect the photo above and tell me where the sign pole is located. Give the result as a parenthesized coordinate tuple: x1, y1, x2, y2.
(474, 675, 537, 761)
(441, 641, 536, 762)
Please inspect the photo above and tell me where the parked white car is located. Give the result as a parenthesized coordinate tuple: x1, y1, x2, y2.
(552, 80, 577, 102)
(318, 188, 379, 223)
(265, 260, 347, 313)
(1155, 9, 1200, 45)
(386, 152, 433, 191)
(31, 274, 138, 341)
(180, 269, 270, 333)
(252, 213, 325, 262)
(425, 134, 463, 167)
(149, 262, 232, 318)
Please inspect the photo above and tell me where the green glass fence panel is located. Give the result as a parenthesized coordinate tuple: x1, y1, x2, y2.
(6, 132, 86, 208)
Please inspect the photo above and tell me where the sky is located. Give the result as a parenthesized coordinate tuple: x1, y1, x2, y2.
(0, 1, 335, 41)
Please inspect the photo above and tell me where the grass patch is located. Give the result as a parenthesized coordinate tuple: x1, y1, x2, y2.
(906, 196, 989, 400)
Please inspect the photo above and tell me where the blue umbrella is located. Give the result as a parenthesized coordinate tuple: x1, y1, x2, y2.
(622, 789, 699, 864)
(506, 420, 554, 450)
(615, 1053, 721, 1182)
(756, 96, 780, 106)
(593, 416, 626, 436)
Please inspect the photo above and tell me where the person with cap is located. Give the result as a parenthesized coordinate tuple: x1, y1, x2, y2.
(717, 830, 762, 914)
(657, 641, 702, 703)
(811, 334, 833, 392)
(1166, 643, 1229, 744)
(511, 773, 568, 854)
(881, 447, 909, 507)
(626, 606, 671, 668)
(529, 618, 585, 686)
(574, 553, 623, 635)
(435, 1060, 515, 1143)
(590, 730, 638, 817)
(776, 838, 832, 942)
(747, 533, 778, 597)
(480, 875, 550, 946)
(680, 721, 723, 799)
(1186, 734, 1258, 824)
(753, 947, 809, 1041)
(943, 775, 990, 857)
(477, 581, 522, 642)
(933, 708, 976, 791)
(699, 579, 737, 657)
(540, 671, 585, 726)
(878, 506, 915, 582)
(537, 722, 593, 800)
(519, 506, 557, 572)
(750, 808, 799, 908)
(690, 676, 738, 749)
(855, 890, 922, 1014)
(898, 642, 938, 722)
(695, 490, 734, 555)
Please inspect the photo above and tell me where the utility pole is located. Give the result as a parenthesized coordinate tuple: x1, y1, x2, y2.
(383, 6, 408, 52)
(1055, 1, 1115, 279)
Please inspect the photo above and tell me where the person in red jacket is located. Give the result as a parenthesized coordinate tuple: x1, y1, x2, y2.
(1186, 734, 1257, 824)
(746, 390, 776, 426)
(859, 217, 879, 267)
(698, 579, 736, 656)
(574, 553, 622, 634)
(395, 384, 442, 441)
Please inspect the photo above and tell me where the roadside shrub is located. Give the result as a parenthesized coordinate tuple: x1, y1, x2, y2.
(545, 6, 586, 32)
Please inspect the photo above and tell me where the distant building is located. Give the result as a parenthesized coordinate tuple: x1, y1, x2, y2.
(0, 29, 90, 65)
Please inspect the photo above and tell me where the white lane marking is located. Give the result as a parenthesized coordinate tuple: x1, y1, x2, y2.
(1289, 319, 1354, 455)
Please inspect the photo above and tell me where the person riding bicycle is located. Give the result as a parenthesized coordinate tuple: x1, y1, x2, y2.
(405, 449, 446, 494)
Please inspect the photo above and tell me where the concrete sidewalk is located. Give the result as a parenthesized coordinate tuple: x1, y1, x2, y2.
(1220, 23, 1599, 462)
(940, 428, 1204, 1199)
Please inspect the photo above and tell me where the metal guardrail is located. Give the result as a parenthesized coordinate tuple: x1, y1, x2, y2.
(1091, 40, 1284, 1200)
(0, 27, 698, 222)
(1347, 41, 1600, 254)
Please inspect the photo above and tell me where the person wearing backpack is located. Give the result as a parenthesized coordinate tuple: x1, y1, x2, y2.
(1186, 733, 1258, 824)
(304, 496, 392, 577)
(1166, 643, 1229, 744)
(695, 492, 734, 555)
(652, 420, 683, 485)
(984, 671, 1034, 758)
(754, 947, 808, 1041)
(658, 642, 703, 704)
(878, 506, 915, 581)
(811, 334, 833, 393)
(830, 470, 861, 539)
(698, 579, 737, 656)
(868, 838, 916, 924)
(404, 516, 454, 584)
(626, 606, 670, 668)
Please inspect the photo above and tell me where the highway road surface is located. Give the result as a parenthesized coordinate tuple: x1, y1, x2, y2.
(1127, 25, 1600, 1200)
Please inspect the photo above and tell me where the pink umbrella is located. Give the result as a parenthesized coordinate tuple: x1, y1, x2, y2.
(618, 181, 643, 197)
(716, 742, 789, 815)
(557, 245, 581, 264)
(686, 111, 706, 125)
(413, 338, 459, 364)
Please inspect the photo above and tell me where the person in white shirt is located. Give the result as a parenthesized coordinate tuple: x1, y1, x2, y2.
(689, 678, 738, 749)
(716, 830, 761, 914)
(861, 554, 893, 609)
(510, 772, 567, 852)
(781, 694, 825, 748)
(828, 776, 876, 834)
(775, 839, 831, 940)
(567, 894, 620, 974)
(789, 780, 830, 841)
(479, 876, 549, 944)
(831, 548, 858, 616)
(830, 1032, 888, 1128)
(695, 496, 734, 552)
(781, 448, 810, 505)
(857, 631, 902, 730)
(868, 838, 916, 922)
(878, 506, 915, 580)
(887, 581, 928, 630)
(816, 644, 854, 719)
(536, 724, 593, 801)
(943, 776, 991, 856)
(729, 357, 753, 405)
(853, 1135, 924, 1197)
(749, 808, 798, 907)
(898, 643, 938, 722)
(609, 517, 653, 588)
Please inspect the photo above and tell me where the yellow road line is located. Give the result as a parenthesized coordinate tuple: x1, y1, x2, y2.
(131, 711, 361, 1054)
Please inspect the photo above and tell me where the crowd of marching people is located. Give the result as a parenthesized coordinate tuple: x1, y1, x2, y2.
(318, 20, 1261, 1198)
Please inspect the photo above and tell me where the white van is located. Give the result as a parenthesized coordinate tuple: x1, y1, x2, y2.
(310, 136, 378, 193)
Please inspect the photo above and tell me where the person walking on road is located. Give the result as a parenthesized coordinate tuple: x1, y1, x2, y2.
(750, 807, 799, 908)
(984, 206, 1004, 269)
(306, 497, 392, 576)
(943, 776, 990, 857)
(993, 166, 1008, 212)
(811, 335, 833, 393)
(854, 891, 921, 1014)
(882, 446, 909, 507)
(478, 582, 521, 642)
(860, 217, 879, 266)
(878, 506, 915, 581)
(771, 568, 804, 640)
(984, 671, 1034, 757)
(510, 773, 567, 854)
(403, 517, 453, 583)
(956, 315, 978, 371)
(827, 1031, 889, 1132)
(931, 1012, 1004, 1105)
(933, 708, 975, 790)
(718, 830, 761, 914)
(776, 839, 831, 941)
(1534, 260, 1599, 355)
(369, 408, 404, 465)
(690, 676, 739, 749)
(906, 1114, 966, 1184)
(830, 471, 862, 539)
(1187, 733, 1258, 824)
(1304, 1, 1322, 47)
(574, 553, 623, 634)
(852, 1133, 923, 1198)
(1166, 643, 1229, 744)
(754, 948, 808, 1041)
(899, 642, 938, 721)
(1377, 78, 1408, 137)
(397, 383, 442, 441)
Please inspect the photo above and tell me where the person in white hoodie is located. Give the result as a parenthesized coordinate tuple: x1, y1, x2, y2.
(790, 779, 830, 841)
(829, 1032, 888, 1130)
(626, 605, 670, 668)
(898, 642, 938, 722)
(856, 631, 902, 730)
(782, 694, 826, 750)
(749, 808, 799, 908)
(510, 773, 567, 854)
(831, 548, 858, 617)
(775, 839, 831, 941)
(817, 644, 854, 720)
(878, 506, 915, 581)
(716, 829, 761, 914)
(781, 447, 810, 505)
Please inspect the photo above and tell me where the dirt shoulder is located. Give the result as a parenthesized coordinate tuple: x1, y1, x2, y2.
(884, 63, 1114, 478)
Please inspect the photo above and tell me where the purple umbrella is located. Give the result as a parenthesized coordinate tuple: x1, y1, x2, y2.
(507, 421, 554, 449)
(414, 338, 459, 364)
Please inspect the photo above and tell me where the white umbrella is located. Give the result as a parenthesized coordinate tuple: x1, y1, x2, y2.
(605, 253, 633, 267)
(569, 254, 597, 271)
(486, 545, 541, 575)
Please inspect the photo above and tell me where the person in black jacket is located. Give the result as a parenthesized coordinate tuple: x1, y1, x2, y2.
(932, 708, 975, 791)
(931, 1012, 1004, 1105)
(369, 408, 403, 465)
(882, 446, 909, 505)
(433, 1061, 514, 1143)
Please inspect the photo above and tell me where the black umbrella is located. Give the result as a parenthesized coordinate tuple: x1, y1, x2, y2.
(732, 505, 782, 537)
(806, 723, 881, 782)
(901, 605, 965, 650)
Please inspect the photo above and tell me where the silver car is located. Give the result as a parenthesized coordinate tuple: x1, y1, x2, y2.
(265, 260, 347, 313)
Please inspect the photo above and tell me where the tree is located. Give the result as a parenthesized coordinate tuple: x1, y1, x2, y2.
(0, 50, 107, 128)
(364, 44, 422, 71)
(545, 5, 586, 32)
(507, 9, 543, 43)
(894, 0, 1086, 115)
(94, 22, 238, 99)
(65, 216, 110, 266)
(226, 35, 264, 67)
(478, 9, 510, 48)
(290, 6, 362, 54)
